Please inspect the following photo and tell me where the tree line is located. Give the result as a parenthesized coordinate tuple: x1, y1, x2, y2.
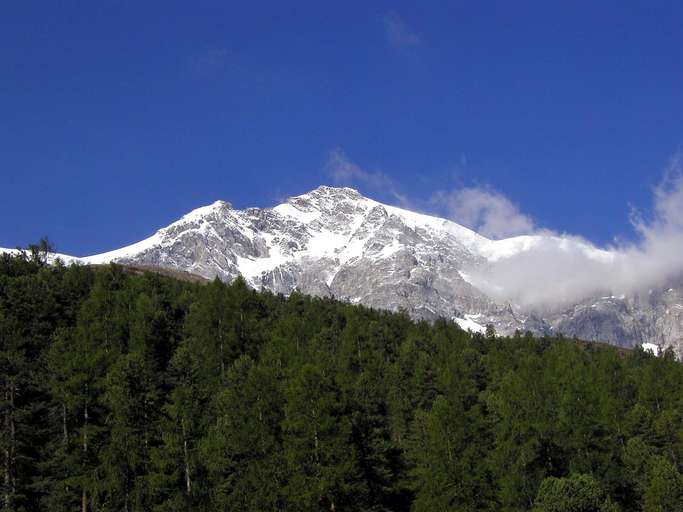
(1, 249, 682, 511)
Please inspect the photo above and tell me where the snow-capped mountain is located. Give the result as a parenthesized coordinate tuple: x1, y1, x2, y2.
(5, 186, 683, 355)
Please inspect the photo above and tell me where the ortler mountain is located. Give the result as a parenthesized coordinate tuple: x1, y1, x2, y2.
(21, 186, 683, 355)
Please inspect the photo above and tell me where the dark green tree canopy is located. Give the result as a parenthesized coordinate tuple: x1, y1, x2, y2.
(0, 252, 682, 511)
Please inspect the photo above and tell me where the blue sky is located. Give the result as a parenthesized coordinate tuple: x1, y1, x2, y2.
(1, 1, 681, 255)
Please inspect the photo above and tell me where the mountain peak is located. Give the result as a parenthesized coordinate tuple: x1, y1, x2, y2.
(281, 186, 366, 214)
(312, 184, 361, 194)
(212, 199, 233, 209)
(303, 185, 363, 200)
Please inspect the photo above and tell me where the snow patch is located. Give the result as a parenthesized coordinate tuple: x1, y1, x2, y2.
(641, 343, 660, 356)
(273, 203, 320, 224)
(454, 314, 486, 334)
(81, 232, 164, 264)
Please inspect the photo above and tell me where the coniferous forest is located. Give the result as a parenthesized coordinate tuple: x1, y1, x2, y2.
(2, 249, 683, 512)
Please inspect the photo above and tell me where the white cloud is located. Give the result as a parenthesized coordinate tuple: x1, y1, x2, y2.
(431, 186, 535, 239)
(384, 11, 420, 48)
(467, 156, 683, 310)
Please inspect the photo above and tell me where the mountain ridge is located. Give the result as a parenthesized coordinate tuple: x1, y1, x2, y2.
(3, 185, 682, 354)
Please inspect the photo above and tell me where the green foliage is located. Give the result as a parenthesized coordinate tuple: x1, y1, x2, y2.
(2, 251, 683, 511)
(533, 474, 615, 512)
(643, 456, 683, 512)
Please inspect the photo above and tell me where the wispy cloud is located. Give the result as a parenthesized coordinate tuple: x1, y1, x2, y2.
(326, 148, 394, 190)
(466, 155, 683, 310)
(325, 148, 416, 209)
(383, 11, 420, 48)
(431, 186, 535, 239)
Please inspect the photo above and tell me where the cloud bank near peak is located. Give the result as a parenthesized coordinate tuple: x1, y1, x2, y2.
(468, 157, 683, 310)
(430, 186, 535, 239)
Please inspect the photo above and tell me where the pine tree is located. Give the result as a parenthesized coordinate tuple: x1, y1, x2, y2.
(150, 343, 207, 511)
(201, 355, 285, 511)
(282, 363, 364, 511)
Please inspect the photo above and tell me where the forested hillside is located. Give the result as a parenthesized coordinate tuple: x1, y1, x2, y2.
(1, 250, 682, 511)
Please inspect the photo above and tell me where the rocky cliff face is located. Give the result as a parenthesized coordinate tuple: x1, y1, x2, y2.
(71, 186, 683, 356)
